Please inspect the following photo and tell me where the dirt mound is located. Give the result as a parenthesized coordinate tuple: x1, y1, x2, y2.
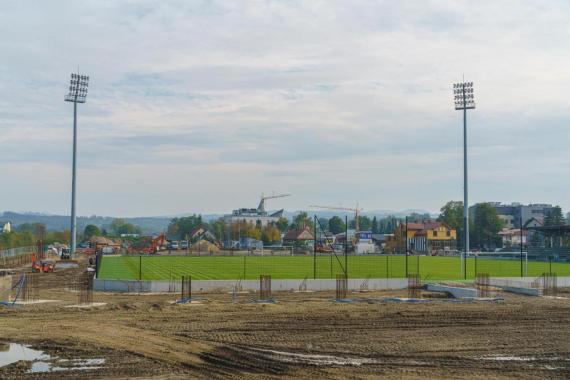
(191, 240, 220, 253)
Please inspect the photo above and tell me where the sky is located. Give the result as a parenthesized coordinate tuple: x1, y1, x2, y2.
(1, 0, 570, 217)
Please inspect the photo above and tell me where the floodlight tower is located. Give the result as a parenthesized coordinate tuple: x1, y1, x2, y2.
(453, 81, 475, 278)
(64, 73, 89, 254)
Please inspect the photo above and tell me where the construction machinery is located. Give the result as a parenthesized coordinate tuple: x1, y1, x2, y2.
(141, 233, 166, 254)
(31, 254, 55, 273)
(257, 193, 291, 214)
(61, 248, 71, 260)
(308, 204, 363, 232)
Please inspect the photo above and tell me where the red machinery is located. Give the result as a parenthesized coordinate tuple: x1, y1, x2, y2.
(31, 254, 55, 273)
(142, 233, 166, 254)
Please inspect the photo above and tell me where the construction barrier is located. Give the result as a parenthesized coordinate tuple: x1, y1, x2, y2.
(0, 246, 37, 269)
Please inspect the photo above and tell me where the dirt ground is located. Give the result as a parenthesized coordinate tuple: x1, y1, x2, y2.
(2, 258, 570, 379)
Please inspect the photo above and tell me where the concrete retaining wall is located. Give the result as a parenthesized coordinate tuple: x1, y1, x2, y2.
(499, 286, 542, 296)
(94, 278, 408, 293)
(425, 284, 478, 298)
(489, 277, 563, 296)
(490, 276, 570, 288)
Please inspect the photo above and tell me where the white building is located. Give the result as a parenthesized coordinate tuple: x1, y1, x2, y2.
(499, 228, 527, 247)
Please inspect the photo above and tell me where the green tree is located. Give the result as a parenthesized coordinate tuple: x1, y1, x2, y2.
(438, 201, 464, 229)
(328, 216, 346, 234)
(471, 203, 504, 250)
(545, 206, 565, 226)
(262, 224, 281, 245)
(439, 201, 464, 248)
(378, 216, 398, 234)
(292, 212, 313, 230)
(167, 214, 204, 240)
(109, 219, 142, 236)
(83, 224, 101, 239)
(349, 215, 372, 230)
(276, 217, 289, 232)
(209, 219, 226, 243)
(15, 223, 35, 234)
(371, 216, 378, 234)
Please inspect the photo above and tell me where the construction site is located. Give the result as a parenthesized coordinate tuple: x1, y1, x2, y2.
(2, 246, 570, 379)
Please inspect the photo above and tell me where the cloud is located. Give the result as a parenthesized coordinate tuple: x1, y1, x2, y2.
(0, 0, 569, 216)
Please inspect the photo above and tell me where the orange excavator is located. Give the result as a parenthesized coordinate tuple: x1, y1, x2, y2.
(142, 233, 166, 254)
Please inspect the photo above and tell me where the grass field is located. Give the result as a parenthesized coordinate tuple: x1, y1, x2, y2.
(97, 254, 570, 281)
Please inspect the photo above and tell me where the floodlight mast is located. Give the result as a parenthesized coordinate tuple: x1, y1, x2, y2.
(453, 81, 475, 279)
(64, 73, 89, 254)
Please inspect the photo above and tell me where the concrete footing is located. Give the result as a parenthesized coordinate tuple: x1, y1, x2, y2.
(425, 284, 478, 298)
(94, 278, 409, 293)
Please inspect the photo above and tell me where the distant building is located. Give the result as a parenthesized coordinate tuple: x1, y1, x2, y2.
(238, 237, 263, 250)
(223, 195, 286, 227)
(1, 222, 11, 233)
(283, 226, 314, 247)
(186, 227, 217, 243)
(470, 202, 554, 229)
(393, 220, 457, 254)
(498, 228, 528, 247)
(355, 231, 375, 254)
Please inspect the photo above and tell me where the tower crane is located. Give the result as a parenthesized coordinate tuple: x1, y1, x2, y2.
(257, 193, 291, 213)
(308, 204, 363, 232)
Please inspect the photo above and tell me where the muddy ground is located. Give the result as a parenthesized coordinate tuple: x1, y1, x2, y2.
(2, 259, 570, 379)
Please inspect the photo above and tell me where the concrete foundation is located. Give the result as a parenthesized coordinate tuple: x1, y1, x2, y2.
(94, 278, 409, 294)
(425, 284, 478, 298)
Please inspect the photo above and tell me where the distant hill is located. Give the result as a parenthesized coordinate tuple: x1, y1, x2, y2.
(0, 208, 436, 235)
(0, 212, 171, 235)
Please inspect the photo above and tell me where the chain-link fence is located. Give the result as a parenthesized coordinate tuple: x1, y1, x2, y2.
(97, 251, 570, 281)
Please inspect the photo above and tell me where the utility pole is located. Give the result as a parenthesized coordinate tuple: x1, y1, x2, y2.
(520, 214, 524, 277)
(453, 80, 475, 279)
(64, 73, 89, 254)
(405, 216, 408, 277)
(345, 215, 348, 277)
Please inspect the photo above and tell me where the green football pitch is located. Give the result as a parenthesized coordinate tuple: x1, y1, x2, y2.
(97, 254, 570, 281)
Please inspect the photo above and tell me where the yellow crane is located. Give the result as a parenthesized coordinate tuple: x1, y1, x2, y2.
(308, 204, 363, 232)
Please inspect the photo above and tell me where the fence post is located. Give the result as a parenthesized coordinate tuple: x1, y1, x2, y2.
(417, 254, 420, 278)
(313, 215, 317, 280)
(139, 255, 142, 281)
(550, 257, 552, 275)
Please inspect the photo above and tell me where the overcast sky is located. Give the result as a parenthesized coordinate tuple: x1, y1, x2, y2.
(1, 0, 569, 217)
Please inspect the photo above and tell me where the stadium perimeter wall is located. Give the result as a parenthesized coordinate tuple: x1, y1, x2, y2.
(94, 278, 409, 293)
(490, 277, 570, 288)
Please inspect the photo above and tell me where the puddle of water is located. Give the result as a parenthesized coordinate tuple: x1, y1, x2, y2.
(0, 343, 105, 373)
(56, 262, 79, 269)
(0, 343, 49, 367)
(487, 356, 535, 362)
(251, 348, 381, 366)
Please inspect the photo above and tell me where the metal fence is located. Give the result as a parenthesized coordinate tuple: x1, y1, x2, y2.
(0, 246, 37, 269)
(98, 251, 570, 281)
(0, 246, 36, 259)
